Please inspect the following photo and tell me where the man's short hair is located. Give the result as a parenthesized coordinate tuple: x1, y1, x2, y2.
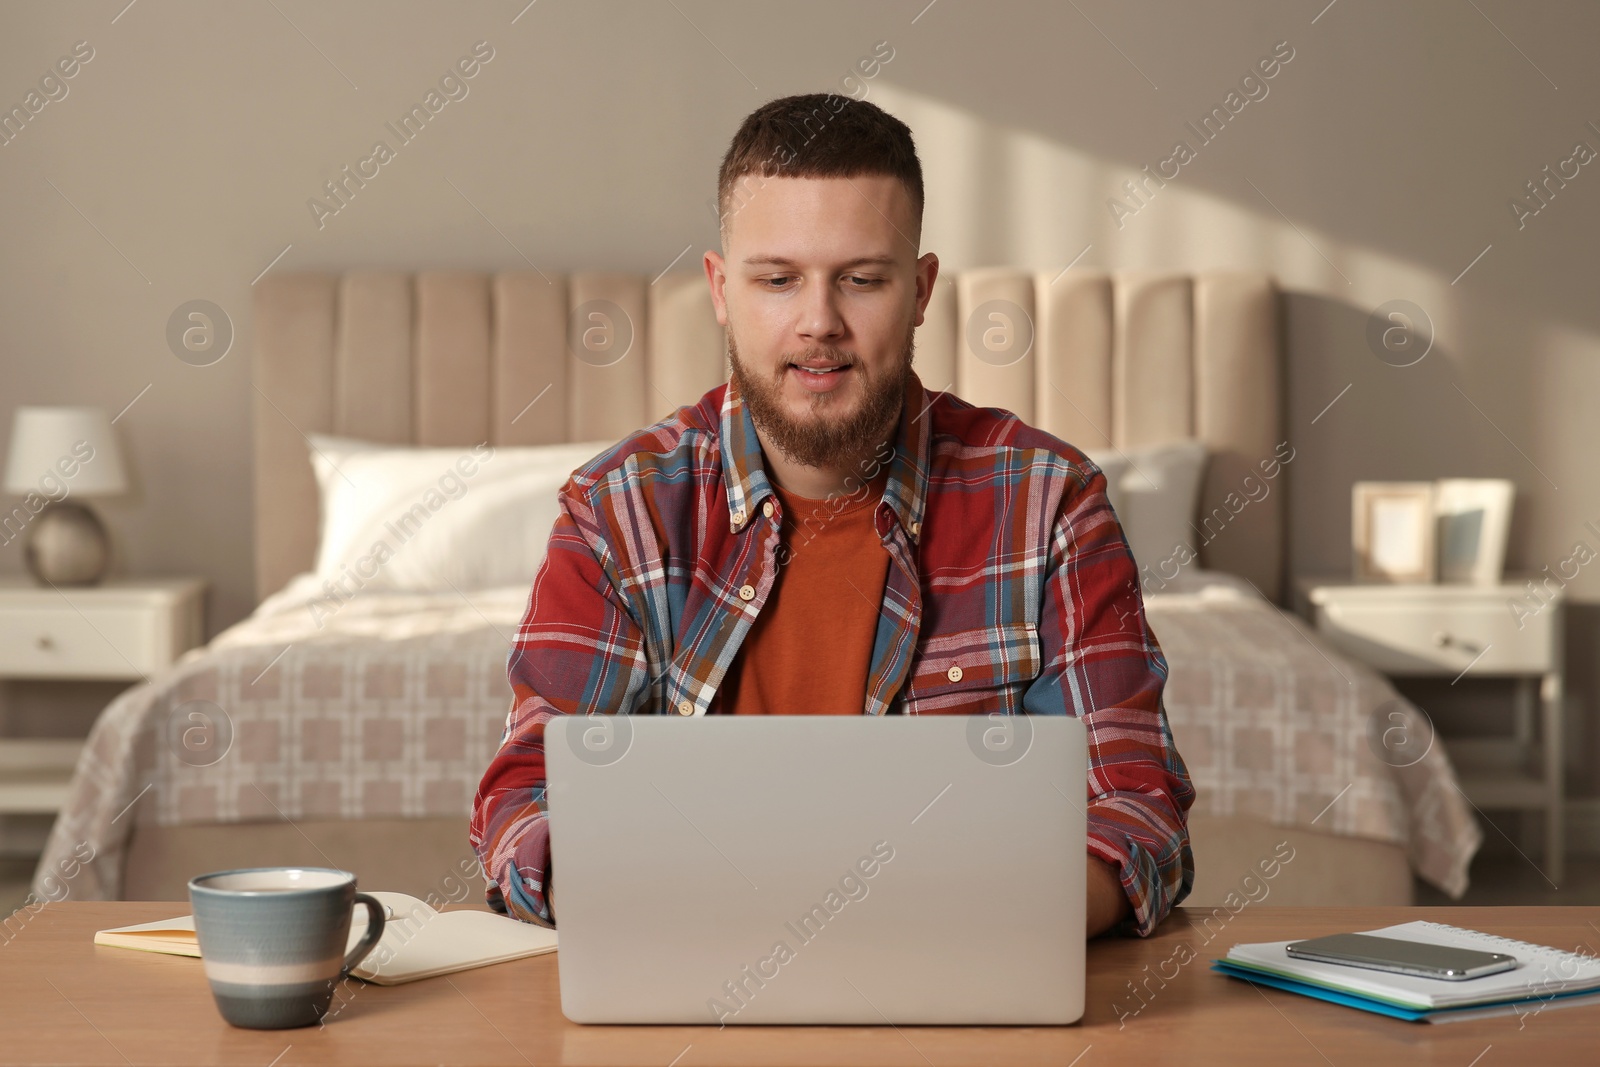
(716, 93, 923, 245)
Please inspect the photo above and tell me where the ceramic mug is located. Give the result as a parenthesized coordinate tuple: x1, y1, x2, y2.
(188, 867, 385, 1029)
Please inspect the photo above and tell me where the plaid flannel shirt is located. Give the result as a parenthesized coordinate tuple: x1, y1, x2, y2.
(470, 374, 1195, 936)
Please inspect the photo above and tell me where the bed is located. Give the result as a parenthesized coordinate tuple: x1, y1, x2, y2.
(35, 268, 1480, 908)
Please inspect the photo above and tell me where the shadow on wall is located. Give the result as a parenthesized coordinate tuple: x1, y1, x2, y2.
(1280, 290, 1536, 576)
(1277, 290, 1596, 795)
(1565, 605, 1600, 796)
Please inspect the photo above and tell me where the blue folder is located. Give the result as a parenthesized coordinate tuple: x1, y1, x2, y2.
(1211, 961, 1600, 1023)
(1211, 961, 1432, 1021)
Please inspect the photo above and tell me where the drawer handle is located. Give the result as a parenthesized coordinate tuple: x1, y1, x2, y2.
(1433, 631, 1482, 655)
(35, 635, 54, 651)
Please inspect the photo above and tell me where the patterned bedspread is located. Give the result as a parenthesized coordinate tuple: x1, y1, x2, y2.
(36, 573, 1479, 901)
(1144, 576, 1480, 896)
(36, 577, 523, 902)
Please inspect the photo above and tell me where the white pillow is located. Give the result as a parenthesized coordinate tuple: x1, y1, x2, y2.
(1083, 440, 1207, 575)
(307, 435, 613, 592)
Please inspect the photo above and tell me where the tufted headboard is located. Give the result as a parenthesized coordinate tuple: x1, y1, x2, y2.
(253, 269, 1283, 602)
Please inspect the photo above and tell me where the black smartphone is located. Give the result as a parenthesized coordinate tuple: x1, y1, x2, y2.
(1284, 933, 1517, 981)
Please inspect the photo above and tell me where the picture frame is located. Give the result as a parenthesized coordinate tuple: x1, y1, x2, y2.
(1434, 478, 1514, 585)
(1353, 482, 1436, 583)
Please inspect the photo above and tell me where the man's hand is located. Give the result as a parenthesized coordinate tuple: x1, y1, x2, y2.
(1087, 857, 1130, 937)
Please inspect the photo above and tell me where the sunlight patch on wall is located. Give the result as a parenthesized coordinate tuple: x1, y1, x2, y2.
(871, 80, 1465, 352)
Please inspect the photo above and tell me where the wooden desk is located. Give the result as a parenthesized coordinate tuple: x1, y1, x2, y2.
(2, 904, 1595, 1065)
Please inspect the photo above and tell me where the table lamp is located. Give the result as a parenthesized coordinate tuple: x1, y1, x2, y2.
(4, 406, 128, 585)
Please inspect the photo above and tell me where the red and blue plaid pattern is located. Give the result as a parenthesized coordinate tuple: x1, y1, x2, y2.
(470, 374, 1195, 936)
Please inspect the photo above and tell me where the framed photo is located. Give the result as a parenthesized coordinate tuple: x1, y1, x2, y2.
(1435, 478, 1514, 585)
(1353, 482, 1436, 583)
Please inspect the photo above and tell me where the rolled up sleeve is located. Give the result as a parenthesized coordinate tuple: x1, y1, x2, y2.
(1022, 464, 1195, 936)
(469, 485, 649, 927)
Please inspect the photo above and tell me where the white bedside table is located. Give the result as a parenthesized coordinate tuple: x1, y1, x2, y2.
(0, 577, 205, 817)
(1296, 575, 1564, 882)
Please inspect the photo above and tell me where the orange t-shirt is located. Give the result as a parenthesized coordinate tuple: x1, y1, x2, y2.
(718, 476, 890, 715)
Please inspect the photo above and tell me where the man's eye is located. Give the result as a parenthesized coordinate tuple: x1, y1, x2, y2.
(756, 275, 878, 289)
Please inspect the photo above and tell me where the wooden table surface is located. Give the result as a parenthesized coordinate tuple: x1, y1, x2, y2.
(2, 903, 1596, 1065)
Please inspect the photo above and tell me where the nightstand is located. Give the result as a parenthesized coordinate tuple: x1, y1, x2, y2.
(0, 577, 205, 817)
(1296, 576, 1564, 882)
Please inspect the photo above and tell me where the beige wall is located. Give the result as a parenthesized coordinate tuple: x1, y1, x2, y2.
(3, 1, 1598, 773)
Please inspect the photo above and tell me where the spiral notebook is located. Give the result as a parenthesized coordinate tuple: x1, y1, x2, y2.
(1216, 920, 1600, 1022)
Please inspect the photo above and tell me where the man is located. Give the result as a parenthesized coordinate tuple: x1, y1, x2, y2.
(470, 93, 1193, 938)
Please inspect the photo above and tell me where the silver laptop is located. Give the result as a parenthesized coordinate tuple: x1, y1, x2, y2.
(545, 714, 1087, 1025)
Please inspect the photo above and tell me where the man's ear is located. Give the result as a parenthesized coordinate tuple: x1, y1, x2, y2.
(912, 252, 940, 328)
(704, 250, 729, 327)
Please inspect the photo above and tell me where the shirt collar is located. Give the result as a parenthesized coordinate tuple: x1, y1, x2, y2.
(719, 372, 931, 540)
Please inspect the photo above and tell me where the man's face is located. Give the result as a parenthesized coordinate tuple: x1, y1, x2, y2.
(706, 174, 938, 470)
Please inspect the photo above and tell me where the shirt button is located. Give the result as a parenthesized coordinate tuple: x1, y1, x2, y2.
(910, 521, 922, 538)
(731, 508, 746, 526)
(676, 700, 694, 716)
(946, 665, 963, 682)
(738, 584, 757, 601)
(762, 500, 775, 519)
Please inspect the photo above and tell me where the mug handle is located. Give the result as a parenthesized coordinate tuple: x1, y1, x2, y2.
(339, 893, 387, 980)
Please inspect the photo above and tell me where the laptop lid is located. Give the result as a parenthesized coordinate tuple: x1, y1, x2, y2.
(545, 714, 1087, 1025)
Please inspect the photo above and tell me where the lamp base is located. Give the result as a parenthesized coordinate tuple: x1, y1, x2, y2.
(24, 502, 111, 586)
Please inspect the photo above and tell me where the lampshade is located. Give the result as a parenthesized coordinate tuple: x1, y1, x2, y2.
(4, 407, 128, 497)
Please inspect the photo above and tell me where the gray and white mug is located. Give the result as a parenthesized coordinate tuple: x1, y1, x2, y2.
(188, 867, 385, 1029)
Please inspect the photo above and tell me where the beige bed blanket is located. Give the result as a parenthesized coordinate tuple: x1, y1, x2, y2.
(34, 573, 1478, 901)
(1146, 575, 1480, 896)
(35, 577, 524, 902)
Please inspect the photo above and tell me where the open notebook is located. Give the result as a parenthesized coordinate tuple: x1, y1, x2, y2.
(93, 891, 557, 986)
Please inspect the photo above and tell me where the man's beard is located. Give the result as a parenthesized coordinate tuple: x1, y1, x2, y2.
(727, 325, 914, 472)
